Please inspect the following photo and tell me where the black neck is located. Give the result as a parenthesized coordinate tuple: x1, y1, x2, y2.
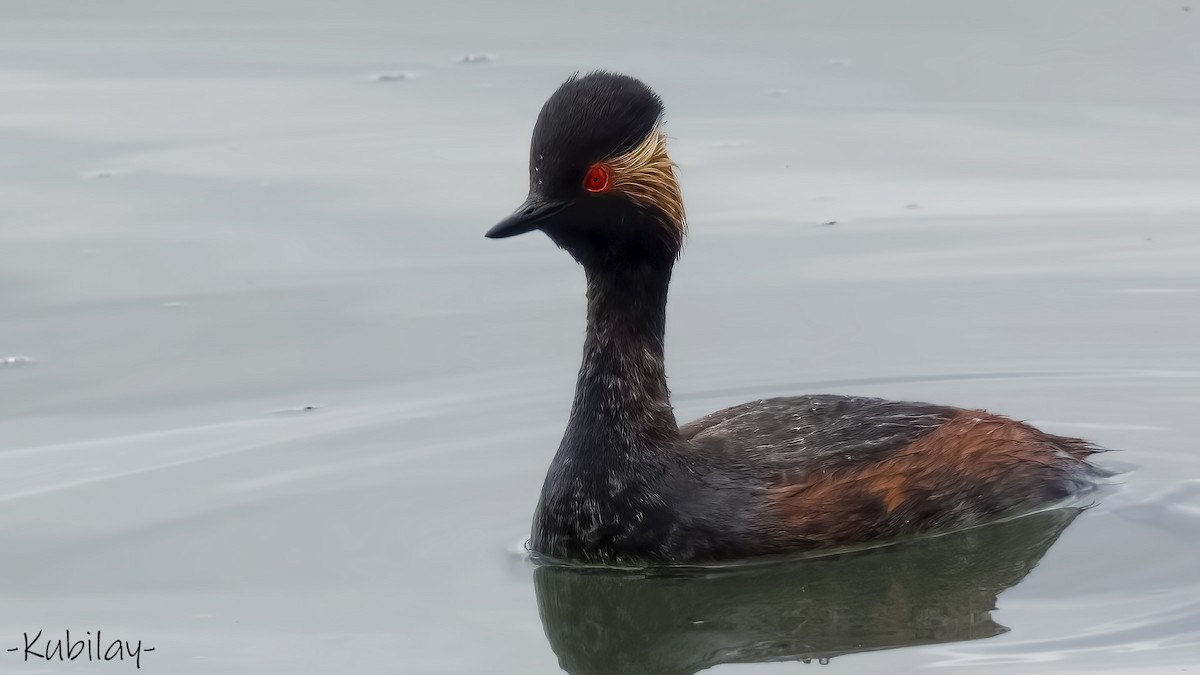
(561, 259, 679, 457)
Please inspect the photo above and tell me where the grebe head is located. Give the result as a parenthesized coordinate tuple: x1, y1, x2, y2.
(486, 71, 685, 265)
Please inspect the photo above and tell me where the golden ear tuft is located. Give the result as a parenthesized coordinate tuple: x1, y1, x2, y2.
(605, 124, 686, 245)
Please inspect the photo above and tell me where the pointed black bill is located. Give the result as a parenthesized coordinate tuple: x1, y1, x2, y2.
(486, 198, 570, 239)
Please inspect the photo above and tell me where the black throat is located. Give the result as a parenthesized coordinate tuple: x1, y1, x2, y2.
(563, 257, 680, 456)
(531, 221, 693, 561)
(532, 252, 687, 561)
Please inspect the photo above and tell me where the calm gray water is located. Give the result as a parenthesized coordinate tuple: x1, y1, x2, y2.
(2, 1, 1199, 673)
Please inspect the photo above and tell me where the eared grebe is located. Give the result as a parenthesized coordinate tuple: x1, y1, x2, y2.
(486, 71, 1105, 564)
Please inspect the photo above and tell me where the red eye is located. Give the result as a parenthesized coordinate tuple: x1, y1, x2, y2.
(583, 164, 610, 193)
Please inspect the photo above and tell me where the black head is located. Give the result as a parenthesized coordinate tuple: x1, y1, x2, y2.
(486, 72, 685, 266)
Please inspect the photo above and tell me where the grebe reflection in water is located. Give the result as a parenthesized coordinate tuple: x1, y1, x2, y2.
(534, 509, 1079, 675)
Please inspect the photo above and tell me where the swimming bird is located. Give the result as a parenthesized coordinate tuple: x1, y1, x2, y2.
(486, 71, 1105, 564)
